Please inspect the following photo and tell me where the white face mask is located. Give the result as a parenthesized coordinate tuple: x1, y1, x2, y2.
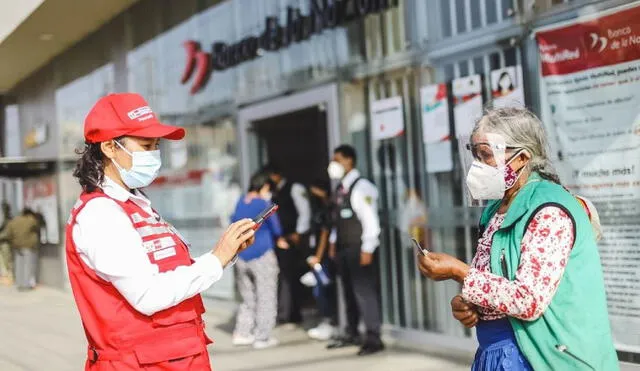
(112, 140, 162, 189)
(465, 161, 506, 200)
(262, 192, 272, 201)
(327, 161, 346, 180)
(465, 152, 524, 201)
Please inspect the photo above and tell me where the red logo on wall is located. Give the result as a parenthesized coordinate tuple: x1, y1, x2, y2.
(181, 41, 212, 95)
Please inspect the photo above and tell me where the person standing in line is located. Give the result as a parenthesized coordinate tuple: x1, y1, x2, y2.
(305, 179, 338, 341)
(264, 164, 312, 327)
(0, 208, 40, 291)
(0, 202, 14, 286)
(67, 93, 256, 370)
(230, 171, 289, 350)
(326, 145, 384, 356)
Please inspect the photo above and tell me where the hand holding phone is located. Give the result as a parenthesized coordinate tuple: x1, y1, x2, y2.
(412, 238, 429, 256)
(253, 203, 279, 230)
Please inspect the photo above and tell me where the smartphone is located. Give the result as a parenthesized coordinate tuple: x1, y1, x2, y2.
(412, 238, 429, 256)
(253, 203, 279, 230)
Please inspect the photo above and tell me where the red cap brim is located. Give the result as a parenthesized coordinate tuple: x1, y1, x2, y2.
(127, 123, 186, 140)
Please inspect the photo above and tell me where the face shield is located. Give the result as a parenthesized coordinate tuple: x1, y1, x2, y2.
(461, 133, 515, 206)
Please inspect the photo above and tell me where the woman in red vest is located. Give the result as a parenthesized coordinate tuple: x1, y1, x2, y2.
(66, 93, 256, 370)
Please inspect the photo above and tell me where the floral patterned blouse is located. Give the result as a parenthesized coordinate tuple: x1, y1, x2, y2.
(461, 207, 575, 321)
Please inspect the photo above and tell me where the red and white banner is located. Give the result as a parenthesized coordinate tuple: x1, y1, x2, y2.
(537, 6, 640, 77)
(371, 96, 405, 141)
(452, 75, 483, 139)
(420, 83, 453, 173)
(536, 2, 640, 353)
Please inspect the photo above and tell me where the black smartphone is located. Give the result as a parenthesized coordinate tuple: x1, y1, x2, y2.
(412, 238, 429, 256)
(253, 203, 279, 230)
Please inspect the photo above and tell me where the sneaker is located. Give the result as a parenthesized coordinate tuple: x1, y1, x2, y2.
(307, 321, 336, 341)
(253, 337, 279, 349)
(232, 334, 255, 346)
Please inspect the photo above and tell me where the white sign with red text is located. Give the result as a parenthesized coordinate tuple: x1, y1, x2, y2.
(420, 83, 453, 173)
(452, 75, 483, 139)
(371, 96, 404, 141)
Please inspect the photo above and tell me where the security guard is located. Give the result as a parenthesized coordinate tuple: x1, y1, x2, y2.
(326, 145, 384, 356)
(264, 164, 311, 326)
(66, 93, 255, 370)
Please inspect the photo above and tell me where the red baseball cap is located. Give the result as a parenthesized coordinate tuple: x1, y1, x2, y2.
(84, 93, 185, 143)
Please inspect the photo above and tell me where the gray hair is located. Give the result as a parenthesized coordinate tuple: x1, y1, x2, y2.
(472, 107, 561, 184)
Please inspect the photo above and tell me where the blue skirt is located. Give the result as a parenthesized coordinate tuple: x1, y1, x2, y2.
(471, 318, 533, 371)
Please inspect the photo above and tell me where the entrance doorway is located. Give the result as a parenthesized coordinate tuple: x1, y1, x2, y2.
(238, 84, 340, 189)
(251, 106, 329, 184)
(249, 105, 330, 314)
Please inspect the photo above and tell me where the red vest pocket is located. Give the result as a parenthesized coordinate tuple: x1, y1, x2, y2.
(151, 306, 198, 327)
(134, 335, 205, 364)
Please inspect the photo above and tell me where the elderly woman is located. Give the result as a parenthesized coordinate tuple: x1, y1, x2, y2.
(417, 108, 618, 371)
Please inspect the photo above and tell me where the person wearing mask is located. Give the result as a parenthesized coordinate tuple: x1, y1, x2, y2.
(305, 179, 338, 341)
(326, 145, 384, 356)
(417, 108, 618, 371)
(0, 207, 40, 291)
(66, 93, 256, 370)
(264, 164, 311, 327)
(0, 202, 14, 286)
(230, 171, 289, 349)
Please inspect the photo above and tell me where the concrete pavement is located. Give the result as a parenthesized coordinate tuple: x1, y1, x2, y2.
(0, 286, 470, 371)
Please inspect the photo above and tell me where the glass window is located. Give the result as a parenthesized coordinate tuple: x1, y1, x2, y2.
(146, 117, 242, 300)
(3, 104, 20, 157)
(485, 0, 498, 24)
(340, 81, 371, 178)
(470, 1, 482, 29)
(455, 0, 467, 34)
(440, 0, 453, 38)
(501, 0, 515, 20)
(55, 64, 115, 158)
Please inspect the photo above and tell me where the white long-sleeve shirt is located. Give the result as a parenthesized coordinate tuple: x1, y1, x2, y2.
(278, 180, 311, 234)
(339, 169, 381, 253)
(71, 176, 224, 316)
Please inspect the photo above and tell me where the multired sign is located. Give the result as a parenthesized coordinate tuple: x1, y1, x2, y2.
(181, 0, 397, 94)
(536, 5, 640, 76)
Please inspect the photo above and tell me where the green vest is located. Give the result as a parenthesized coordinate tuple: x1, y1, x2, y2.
(480, 173, 619, 371)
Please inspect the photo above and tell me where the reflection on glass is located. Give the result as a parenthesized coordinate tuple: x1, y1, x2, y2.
(55, 64, 115, 157)
(145, 117, 241, 299)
